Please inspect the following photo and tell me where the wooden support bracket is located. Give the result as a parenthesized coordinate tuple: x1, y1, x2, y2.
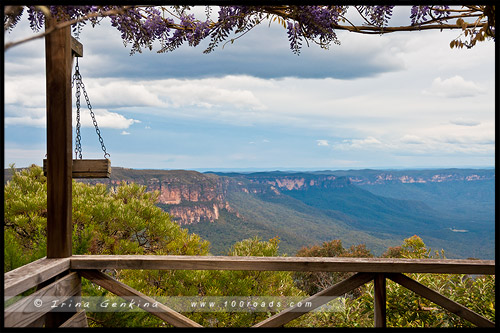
(79, 270, 202, 328)
(71, 36, 83, 57)
(387, 273, 495, 327)
(253, 272, 374, 327)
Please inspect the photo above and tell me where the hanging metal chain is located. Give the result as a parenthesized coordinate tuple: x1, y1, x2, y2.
(72, 58, 110, 159)
(73, 62, 83, 159)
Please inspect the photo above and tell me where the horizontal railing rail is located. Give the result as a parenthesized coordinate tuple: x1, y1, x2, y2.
(4, 255, 495, 328)
(4, 257, 71, 301)
(4, 258, 86, 328)
(69, 255, 495, 274)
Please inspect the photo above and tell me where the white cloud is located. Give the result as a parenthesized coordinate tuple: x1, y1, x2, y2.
(85, 80, 165, 107)
(76, 109, 141, 129)
(5, 115, 46, 127)
(332, 137, 388, 152)
(3, 9, 495, 169)
(66, 76, 268, 112)
(4, 107, 46, 127)
(121, 131, 131, 135)
(147, 78, 267, 110)
(4, 75, 45, 107)
(450, 118, 481, 126)
(328, 128, 494, 157)
(5, 107, 140, 130)
(423, 75, 484, 98)
(316, 140, 329, 146)
(345, 137, 383, 149)
(399, 135, 426, 144)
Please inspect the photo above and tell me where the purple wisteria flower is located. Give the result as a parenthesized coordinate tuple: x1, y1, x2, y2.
(5, 5, 491, 55)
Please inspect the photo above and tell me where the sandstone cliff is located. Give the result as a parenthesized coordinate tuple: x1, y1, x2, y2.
(64, 167, 494, 226)
(73, 169, 235, 225)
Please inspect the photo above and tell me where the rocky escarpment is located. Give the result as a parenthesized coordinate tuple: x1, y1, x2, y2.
(232, 173, 352, 191)
(330, 169, 495, 185)
(58, 167, 495, 226)
(141, 172, 240, 225)
(228, 169, 495, 189)
(167, 201, 238, 225)
(78, 169, 240, 225)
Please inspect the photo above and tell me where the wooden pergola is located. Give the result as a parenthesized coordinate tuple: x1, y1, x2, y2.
(3, 18, 496, 328)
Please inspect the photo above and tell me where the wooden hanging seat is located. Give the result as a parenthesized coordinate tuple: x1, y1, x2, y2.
(41, 36, 111, 180)
(43, 158, 111, 178)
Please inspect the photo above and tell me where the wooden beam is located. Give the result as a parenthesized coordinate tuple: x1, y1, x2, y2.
(4, 272, 81, 327)
(71, 36, 83, 57)
(4, 257, 71, 301)
(43, 159, 111, 178)
(373, 274, 386, 328)
(59, 311, 88, 328)
(79, 270, 202, 327)
(387, 273, 495, 327)
(45, 16, 73, 258)
(253, 272, 374, 327)
(69, 255, 496, 275)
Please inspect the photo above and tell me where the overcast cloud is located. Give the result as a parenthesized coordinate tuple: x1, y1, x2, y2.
(3, 7, 495, 170)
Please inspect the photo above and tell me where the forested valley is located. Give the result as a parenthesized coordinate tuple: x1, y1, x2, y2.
(4, 165, 495, 327)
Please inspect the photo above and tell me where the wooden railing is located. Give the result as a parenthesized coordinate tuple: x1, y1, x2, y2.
(4, 255, 495, 328)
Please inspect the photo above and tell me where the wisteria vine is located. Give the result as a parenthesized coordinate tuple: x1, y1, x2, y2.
(4, 5, 495, 54)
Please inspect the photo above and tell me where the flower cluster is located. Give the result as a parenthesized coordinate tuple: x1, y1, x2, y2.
(287, 21, 302, 54)
(159, 13, 211, 53)
(27, 6, 45, 32)
(289, 6, 345, 52)
(410, 5, 450, 26)
(202, 6, 258, 54)
(6, 5, 492, 55)
(364, 5, 395, 28)
(110, 7, 153, 54)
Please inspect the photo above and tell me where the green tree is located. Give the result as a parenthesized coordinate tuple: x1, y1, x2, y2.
(380, 235, 495, 327)
(4, 168, 494, 327)
(289, 236, 495, 327)
(4, 164, 209, 272)
(4, 165, 48, 271)
(293, 240, 373, 296)
(4, 166, 305, 327)
(106, 236, 306, 327)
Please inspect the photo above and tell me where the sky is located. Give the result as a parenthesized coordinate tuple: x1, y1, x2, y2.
(3, 6, 496, 171)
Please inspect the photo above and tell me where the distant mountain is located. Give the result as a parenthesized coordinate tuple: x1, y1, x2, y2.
(4, 166, 495, 258)
(207, 170, 494, 258)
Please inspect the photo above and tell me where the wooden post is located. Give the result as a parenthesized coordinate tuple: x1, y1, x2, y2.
(374, 273, 387, 328)
(45, 16, 73, 259)
(44, 18, 83, 328)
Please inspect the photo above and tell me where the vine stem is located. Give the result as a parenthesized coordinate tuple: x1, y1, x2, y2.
(4, 6, 132, 51)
